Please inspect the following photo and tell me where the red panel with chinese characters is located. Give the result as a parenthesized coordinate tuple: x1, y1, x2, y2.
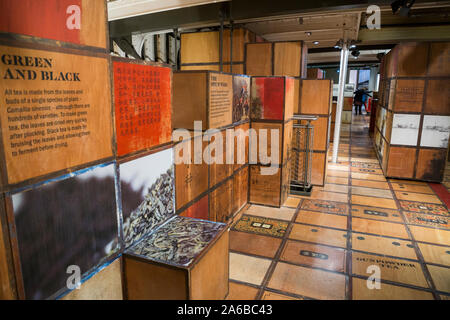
(113, 61, 172, 157)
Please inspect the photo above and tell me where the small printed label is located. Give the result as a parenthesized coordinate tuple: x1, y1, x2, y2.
(364, 209, 389, 217)
(300, 250, 329, 260)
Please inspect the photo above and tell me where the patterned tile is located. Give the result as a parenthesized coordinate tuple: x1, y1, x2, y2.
(399, 201, 449, 216)
(403, 211, 449, 229)
(232, 215, 289, 238)
(301, 199, 349, 215)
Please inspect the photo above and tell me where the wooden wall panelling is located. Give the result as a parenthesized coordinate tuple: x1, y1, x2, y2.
(180, 31, 220, 64)
(245, 43, 272, 76)
(249, 165, 282, 207)
(393, 79, 425, 113)
(209, 179, 233, 222)
(396, 42, 429, 77)
(415, 148, 447, 182)
(299, 80, 332, 115)
(273, 42, 302, 77)
(172, 71, 232, 130)
(386, 146, 416, 179)
(208, 129, 233, 188)
(251, 122, 283, 165)
(232, 166, 249, 217)
(427, 42, 450, 77)
(175, 136, 209, 210)
(233, 122, 250, 172)
(424, 79, 450, 115)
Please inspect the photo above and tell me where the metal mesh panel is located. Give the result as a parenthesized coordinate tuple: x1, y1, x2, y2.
(290, 120, 314, 194)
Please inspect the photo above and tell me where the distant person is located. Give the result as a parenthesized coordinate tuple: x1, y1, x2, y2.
(353, 87, 372, 115)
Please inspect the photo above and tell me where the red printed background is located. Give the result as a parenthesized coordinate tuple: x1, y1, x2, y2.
(0, 0, 106, 48)
(113, 61, 172, 157)
(251, 77, 284, 120)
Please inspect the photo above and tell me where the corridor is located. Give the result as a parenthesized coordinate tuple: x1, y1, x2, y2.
(227, 114, 450, 300)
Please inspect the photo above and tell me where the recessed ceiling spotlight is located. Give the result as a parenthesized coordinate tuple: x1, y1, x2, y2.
(313, 41, 319, 45)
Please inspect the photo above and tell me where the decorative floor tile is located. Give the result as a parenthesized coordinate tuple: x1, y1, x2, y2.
(351, 179, 390, 190)
(403, 211, 449, 229)
(226, 282, 259, 300)
(232, 215, 289, 238)
(301, 199, 349, 215)
(229, 253, 272, 286)
(409, 226, 450, 246)
(351, 233, 417, 260)
(246, 205, 295, 221)
(427, 265, 450, 293)
(267, 262, 347, 300)
(261, 291, 301, 300)
(229, 231, 283, 258)
(283, 197, 301, 209)
(351, 186, 393, 199)
(352, 252, 428, 288)
(280, 240, 347, 272)
(352, 277, 433, 300)
(399, 201, 449, 216)
(351, 172, 387, 181)
(391, 183, 434, 194)
(418, 243, 450, 266)
(351, 195, 398, 209)
(289, 224, 348, 248)
(352, 217, 409, 239)
(351, 205, 403, 223)
(295, 210, 347, 230)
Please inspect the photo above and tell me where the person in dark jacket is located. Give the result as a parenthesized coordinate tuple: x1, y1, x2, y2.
(353, 87, 372, 115)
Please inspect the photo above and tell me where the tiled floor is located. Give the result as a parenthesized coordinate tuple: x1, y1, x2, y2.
(227, 114, 450, 300)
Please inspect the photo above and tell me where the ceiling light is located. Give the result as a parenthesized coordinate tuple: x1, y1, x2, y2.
(305, 32, 312, 36)
(313, 41, 319, 45)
